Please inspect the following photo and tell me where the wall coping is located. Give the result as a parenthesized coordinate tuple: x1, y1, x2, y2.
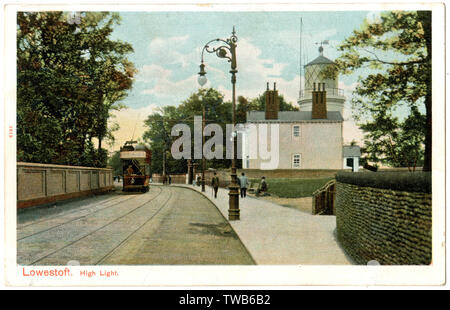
(336, 171, 431, 193)
(17, 162, 112, 172)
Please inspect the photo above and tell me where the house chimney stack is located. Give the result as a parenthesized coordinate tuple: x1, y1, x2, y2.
(312, 82, 327, 119)
(265, 82, 279, 120)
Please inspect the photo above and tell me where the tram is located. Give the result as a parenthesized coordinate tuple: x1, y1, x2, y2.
(120, 141, 151, 192)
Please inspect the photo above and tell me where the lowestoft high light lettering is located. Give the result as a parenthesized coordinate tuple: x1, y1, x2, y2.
(23, 267, 71, 277)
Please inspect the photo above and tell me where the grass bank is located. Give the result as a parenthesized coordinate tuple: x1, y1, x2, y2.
(249, 177, 334, 198)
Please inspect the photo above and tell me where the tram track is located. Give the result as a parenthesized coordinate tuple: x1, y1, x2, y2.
(17, 194, 132, 229)
(94, 187, 174, 265)
(19, 186, 165, 266)
(17, 194, 139, 241)
(17, 194, 126, 229)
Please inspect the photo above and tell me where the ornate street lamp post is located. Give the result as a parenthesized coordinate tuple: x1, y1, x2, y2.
(202, 104, 206, 192)
(198, 27, 240, 220)
(198, 92, 206, 193)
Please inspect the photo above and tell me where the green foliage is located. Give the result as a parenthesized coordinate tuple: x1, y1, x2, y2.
(336, 171, 431, 193)
(107, 151, 122, 176)
(360, 106, 425, 171)
(240, 92, 298, 122)
(17, 12, 135, 167)
(249, 177, 334, 198)
(143, 106, 184, 174)
(143, 88, 232, 174)
(330, 11, 431, 171)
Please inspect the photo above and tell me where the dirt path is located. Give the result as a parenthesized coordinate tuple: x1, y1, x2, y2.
(253, 195, 313, 214)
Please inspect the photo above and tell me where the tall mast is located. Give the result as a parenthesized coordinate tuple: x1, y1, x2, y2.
(299, 17, 303, 99)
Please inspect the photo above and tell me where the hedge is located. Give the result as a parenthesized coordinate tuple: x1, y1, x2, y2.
(335, 171, 431, 193)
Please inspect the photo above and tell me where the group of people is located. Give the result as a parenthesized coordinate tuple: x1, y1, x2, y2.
(208, 172, 268, 199)
(237, 173, 268, 197)
(193, 174, 202, 187)
(162, 174, 172, 185)
(193, 173, 219, 198)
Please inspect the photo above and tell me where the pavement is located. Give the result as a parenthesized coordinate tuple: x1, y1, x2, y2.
(171, 183, 353, 265)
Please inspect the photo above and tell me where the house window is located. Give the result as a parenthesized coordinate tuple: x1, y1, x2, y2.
(292, 125, 300, 138)
(292, 154, 301, 168)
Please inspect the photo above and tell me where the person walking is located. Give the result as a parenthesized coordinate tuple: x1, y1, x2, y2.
(211, 172, 220, 199)
(168, 175, 172, 185)
(238, 172, 249, 198)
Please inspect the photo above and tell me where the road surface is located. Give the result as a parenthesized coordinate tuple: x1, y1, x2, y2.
(17, 185, 255, 265)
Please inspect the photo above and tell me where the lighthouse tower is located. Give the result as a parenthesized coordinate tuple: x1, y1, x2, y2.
(298, 46, 345, 116)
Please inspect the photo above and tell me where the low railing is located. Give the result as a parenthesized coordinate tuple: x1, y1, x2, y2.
(299, 88, 344, 98)
(17, 162, 114, 208)
(312, 179, 336, 215)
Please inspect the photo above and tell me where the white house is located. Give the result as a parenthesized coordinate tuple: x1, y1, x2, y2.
(242, 111, 344, 169)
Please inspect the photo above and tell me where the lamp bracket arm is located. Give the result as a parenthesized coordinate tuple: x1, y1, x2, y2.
(201, 39, 233, 63)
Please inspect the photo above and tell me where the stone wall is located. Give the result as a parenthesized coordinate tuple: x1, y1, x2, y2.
(336, 176, 432, 265)
(152, 173, 187, 184)
(221, 168, 339, 179)
(17, 162, 114, 209)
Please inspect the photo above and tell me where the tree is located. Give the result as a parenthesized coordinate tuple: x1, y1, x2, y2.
(329, 11, 431, 171)
(107, 151, 122, 176)
(143, 106, 182, 174)
(249, 93, 299, 112)
(143, 88, 234, 174)
(360, 106, 425, 171)
(236, 92, 299, 123)
(17, 12, 135, 167)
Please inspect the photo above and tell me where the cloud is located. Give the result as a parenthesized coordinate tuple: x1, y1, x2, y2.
(137, 64, 171, 81)
(365, 11, 382, 24)
(138, 37, 298, 105)
(206, 37, 301, 104)
(137, 63, 199, 105)
(337, 80, 365, 144)
(343, 120, 365, 145)
(134, 35, 204, 104)
(107, 104, 159, 151)
(147, 35, 198, 68)
(136, 36, 317, 107)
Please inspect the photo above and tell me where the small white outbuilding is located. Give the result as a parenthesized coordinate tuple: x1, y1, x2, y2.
(343, 145, 361, 172)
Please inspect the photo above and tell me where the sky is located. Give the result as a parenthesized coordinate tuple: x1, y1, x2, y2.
(107, 10, 381, 152)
